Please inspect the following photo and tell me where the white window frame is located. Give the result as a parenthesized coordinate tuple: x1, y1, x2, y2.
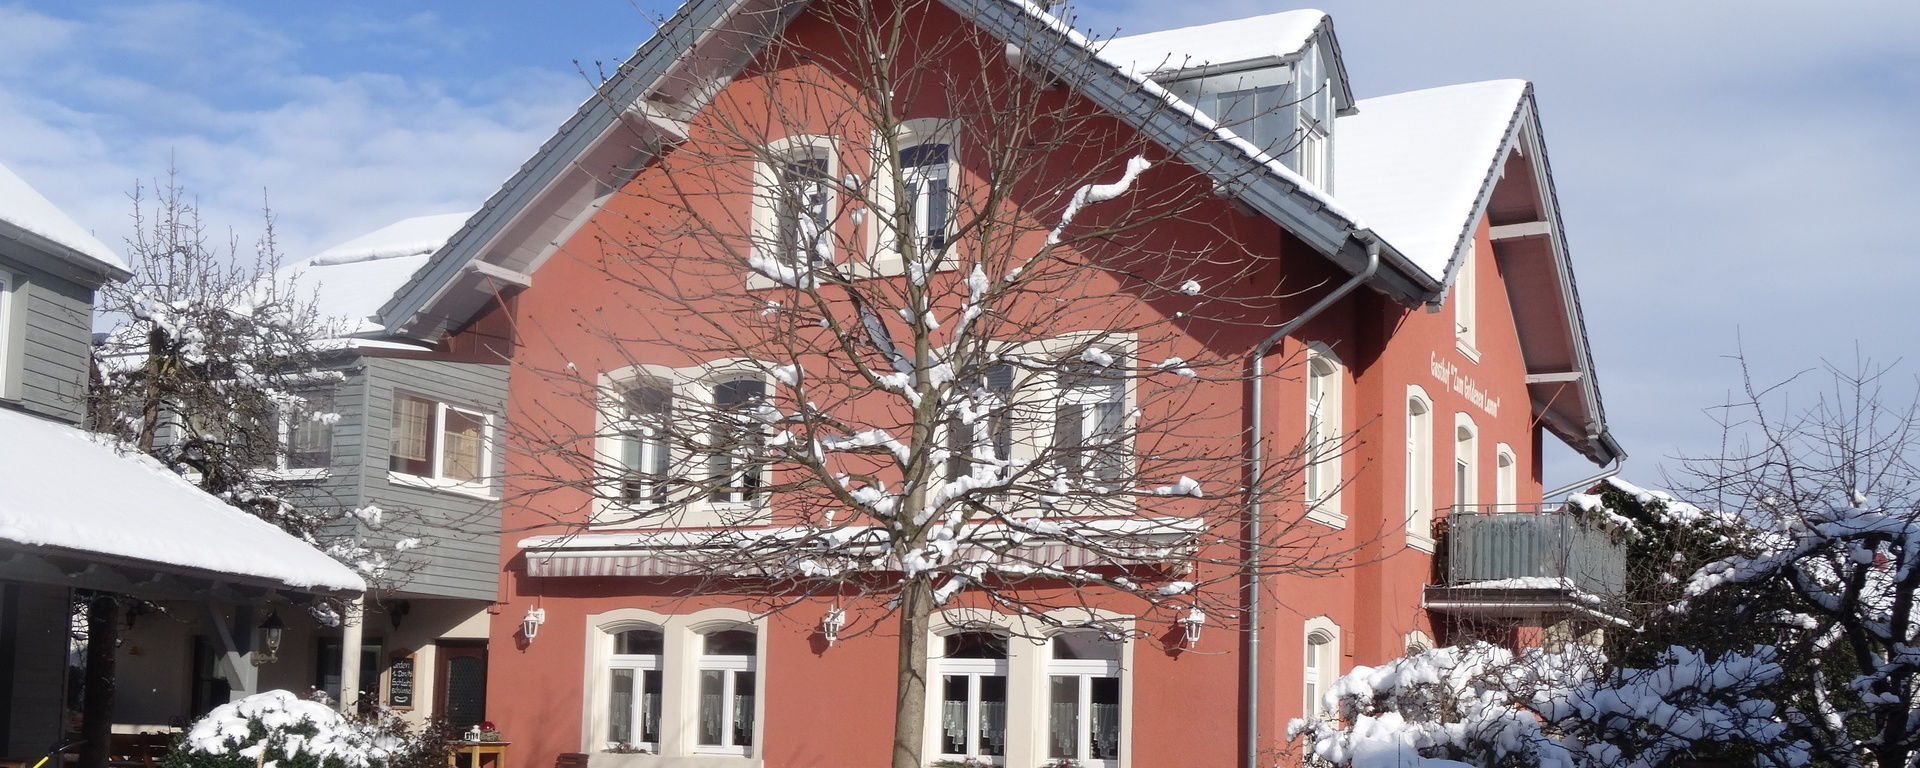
(387, 392, 496, 499)
(1455, 414, 1479, 514)
(1298, 114, 1330, 190)
(925, 608, 1133, 768)
(1045, 632, 1124, 768)
(583, 607, 766, 761)
(692, 626, 759, 757)
(1495, 443, 1518, 510)
(1455, 243, 1480, 360)
(1405, 386, 1435, 551)
(592, 361, 774, 529)
(1302, 617, 1341, 718)
(748, 135, 837, 289)
(264, 387, 335, 481)
(1303, 343, 1344, 528)
(935, 631, 1011, 763)
(605, 627, 665, 753)
(867, 118, 961, 279)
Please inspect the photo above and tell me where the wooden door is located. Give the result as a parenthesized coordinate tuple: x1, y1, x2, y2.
(436, 642, 488, 732)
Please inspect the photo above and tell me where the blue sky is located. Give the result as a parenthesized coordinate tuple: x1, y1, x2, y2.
(4, 0, 1916, 487)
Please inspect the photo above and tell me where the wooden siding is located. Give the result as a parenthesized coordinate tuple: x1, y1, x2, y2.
(356, 356, 508, 601)
(0, 249, 96, 424)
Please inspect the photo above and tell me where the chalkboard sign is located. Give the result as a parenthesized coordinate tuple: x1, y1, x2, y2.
(388, 654, 415, 709)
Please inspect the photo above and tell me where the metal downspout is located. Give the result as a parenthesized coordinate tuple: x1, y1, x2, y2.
(1245, 238, 1380, 768)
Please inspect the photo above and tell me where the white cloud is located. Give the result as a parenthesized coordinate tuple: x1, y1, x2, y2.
(0, 1, 581, 263)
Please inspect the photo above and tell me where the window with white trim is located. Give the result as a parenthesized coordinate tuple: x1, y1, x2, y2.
(938, 631, 1009, 761)
(1208, 85, 1289, 156)
(1298, 115, 1330, 189)
(707, 376, 768, 504)
(1302, 618, 1340, 717)
(388, 393, 492, 492)
(1495, 443, 1517, 510)
(606, 628, 664, 752)
(1047, 632, 1122, 766)
(1406, 388, 1434, 546)
(1304, 346, 1343, 525)
(694, 628, 757, 755)
(1455, 244, 1478, 354)
(614, 377, 673, 504)
(1055, 364, 1126, 483)
(272, 387, 335, 474)
(774, 154, 830, 265)
(1455, 415, 1478, 513)
(947, 363, 1015, 483)
(901, 141, 952, 253)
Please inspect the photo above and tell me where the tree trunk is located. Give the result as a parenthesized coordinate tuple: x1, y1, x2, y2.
(892, 578, 933, 768)
(77, 594, 120, 768)
(136, 328, 167, 453)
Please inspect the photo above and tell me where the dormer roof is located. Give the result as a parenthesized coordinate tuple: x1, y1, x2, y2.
(1097, 9, 1355, 114)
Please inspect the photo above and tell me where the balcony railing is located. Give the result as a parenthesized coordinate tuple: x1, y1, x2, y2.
(1438, 504, 1625, 598)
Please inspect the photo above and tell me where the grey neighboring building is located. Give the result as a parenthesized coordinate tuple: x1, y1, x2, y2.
(110, 213, 506, 733)
(0, 164, 364, 760)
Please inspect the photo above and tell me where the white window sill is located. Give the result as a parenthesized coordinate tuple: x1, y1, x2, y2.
(588, 753, 759, 768)
(1455, 339, 1481, 363)
(259, 467, 329, 483)
(690, 747, 753, 758)
(388, 471, 498, 500)
(1305, 505, 1347, 530)
(1406, 531, 1437, 553)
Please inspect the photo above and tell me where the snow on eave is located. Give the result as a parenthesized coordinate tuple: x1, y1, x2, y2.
(1100, 10, 1356, 114)
(0, 408, 364, 593)
(283, 213, 469, 339)
(381, 0, 1432, 340)
(0, 162, 129, 279)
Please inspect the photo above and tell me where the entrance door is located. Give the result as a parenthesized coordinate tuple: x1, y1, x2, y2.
(436, 642, 488, 732)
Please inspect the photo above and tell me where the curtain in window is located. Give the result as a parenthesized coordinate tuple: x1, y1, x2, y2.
(442, 409, 484, 482)
(978, 699, 1008, 755)
(391, 396, 431, 461)
(733, 671, 755, 746)
(1091, 702, 1121, 758)
(608, 668, 634, 744)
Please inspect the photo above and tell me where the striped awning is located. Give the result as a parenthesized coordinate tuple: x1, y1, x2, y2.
(522, 534, 1184, 579)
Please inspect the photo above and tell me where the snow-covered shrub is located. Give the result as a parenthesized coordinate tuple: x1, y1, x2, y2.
(165, 690, 445, 768)
(1287, 642, 1807, 768)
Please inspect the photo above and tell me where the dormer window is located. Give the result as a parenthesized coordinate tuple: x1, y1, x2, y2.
(1298, 115, 1330, 191)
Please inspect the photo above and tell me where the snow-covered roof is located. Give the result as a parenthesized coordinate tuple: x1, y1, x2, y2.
(1333, 80, 1527, 280)
(1098, 10, 1327, 77)
(284, 213, 470, 336)
(0, 408, 364, 594)
(0, 160, 127, 276)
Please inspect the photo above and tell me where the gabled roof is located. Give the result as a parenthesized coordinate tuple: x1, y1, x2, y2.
(371, 0, 1618, 463)
(374, 0, 1435, 341)
(282, 212, 470, 338)
(0, 408, 364, 595)
(0, 160, 130, 281)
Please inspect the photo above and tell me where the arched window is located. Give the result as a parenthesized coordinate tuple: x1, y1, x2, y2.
(937, 631, 1009, 760)
(1305, 345, 1343, 525)
(606, 628, 664, 751)
(695, 627, 758, 755)
(708, 377, 768, 503)
(1406, 388, 1434, 545)
(1047, 632, 1122, 765)
(616, 377, 672, 504)
(1303, 623, 1339, 716)
(1495, 443, 1517, 510)
(1455, 415, 1478, 513)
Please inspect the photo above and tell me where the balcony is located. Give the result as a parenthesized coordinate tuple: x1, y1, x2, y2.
(1424, 504, 1626, 619)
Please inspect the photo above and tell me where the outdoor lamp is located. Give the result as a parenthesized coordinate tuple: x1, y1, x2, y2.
(1177, 607, 1205, 647)
(253, 609, 286, 665)
(522, 606, 546, 642)
(821, 608, 846, 646)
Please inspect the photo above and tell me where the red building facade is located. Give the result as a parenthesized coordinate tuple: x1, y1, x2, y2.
(376, 1, 1622, 766)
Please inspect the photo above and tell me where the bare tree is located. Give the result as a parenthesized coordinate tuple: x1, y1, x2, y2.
(1667, 355, 1920, 768)
(508, 3, 1361, 766)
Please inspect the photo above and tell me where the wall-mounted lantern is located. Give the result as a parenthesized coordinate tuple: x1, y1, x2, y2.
(1177, 607, 1205, 648)
(821, 608, 846, 646)
(521, 606, 546, 642)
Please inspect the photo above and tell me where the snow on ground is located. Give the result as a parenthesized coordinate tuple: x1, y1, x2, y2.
(280, 212, 470, 335)
(0, 160, 125, 273)
(0, 408, 364, 592)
